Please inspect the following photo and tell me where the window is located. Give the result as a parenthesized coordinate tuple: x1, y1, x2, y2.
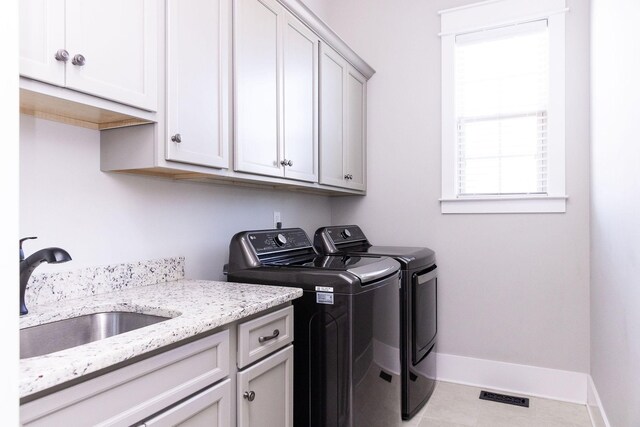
(456, 21, 548, 196)
(440, 0, 567, 213)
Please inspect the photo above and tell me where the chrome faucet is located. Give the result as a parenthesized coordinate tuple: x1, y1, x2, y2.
(20, 237, 72, 315)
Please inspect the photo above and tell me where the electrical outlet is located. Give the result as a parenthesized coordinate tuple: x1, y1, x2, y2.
(273, 211, 281, 229)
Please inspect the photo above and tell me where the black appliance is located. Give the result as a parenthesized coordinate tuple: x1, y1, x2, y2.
(314, 225, 438, 420)
(226, 228, 404, 427)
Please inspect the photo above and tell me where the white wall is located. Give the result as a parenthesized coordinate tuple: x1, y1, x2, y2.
(325, 0, 591, 373)
(590, 0, 640, 425)
(19, 115, 332, 280)
(2, 0, 20, 422)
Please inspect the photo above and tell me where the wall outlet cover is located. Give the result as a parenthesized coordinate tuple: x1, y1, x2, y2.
(273, 211, 281, 228)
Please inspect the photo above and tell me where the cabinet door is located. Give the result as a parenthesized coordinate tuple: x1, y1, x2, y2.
(143, 379, 231, 427)
(19, 0, 66, 86)
(237, 345, 293, 427)
(21, 331, 230, 426)
(234, 0, 284, 177)
(166, 0, 230, 168)
(319, 43, 347, 188)
(344, 65, 366, 191)
(64, 0, 158, 111)
(282, 12, 318, 183)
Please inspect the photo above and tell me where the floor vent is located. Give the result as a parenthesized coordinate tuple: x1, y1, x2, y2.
(379, 371, 392, 383)
(479, 390, 530, 408)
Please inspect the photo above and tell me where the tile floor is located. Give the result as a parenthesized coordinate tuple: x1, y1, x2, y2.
(402, 381, 592, 427)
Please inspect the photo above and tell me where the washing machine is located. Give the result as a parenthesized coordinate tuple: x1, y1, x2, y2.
(226, 227, 403, 427)
(314, 225, 438, 420)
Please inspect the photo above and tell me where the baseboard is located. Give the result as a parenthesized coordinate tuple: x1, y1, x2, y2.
(435, 352, 588, 404)
(587, 375, 610, 427)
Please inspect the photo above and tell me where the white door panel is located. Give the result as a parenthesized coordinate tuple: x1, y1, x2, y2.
(144, 380, 231, 427)
(166, 0, 230, 168)
(237, 346, 293, 427)
(234, 0, 283, 177)
(65, 0, 158, 111)
(19, 0, 66, 86)
(345, 66, 366, 191)
(319, 44, 346, 188)
(282, 13, 318, 182)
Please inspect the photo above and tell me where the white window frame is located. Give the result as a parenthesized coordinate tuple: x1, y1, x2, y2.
(439, 0, 568, 214)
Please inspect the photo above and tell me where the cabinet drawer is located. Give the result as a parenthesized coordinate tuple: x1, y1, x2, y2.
(237, 305, 293, 368)
(21, 330, 229, 426)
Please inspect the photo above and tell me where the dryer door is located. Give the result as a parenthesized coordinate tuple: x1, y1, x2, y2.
(412, 266, 437, 364)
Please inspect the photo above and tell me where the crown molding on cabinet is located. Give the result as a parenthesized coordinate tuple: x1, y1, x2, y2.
(278, 0, 376, 80)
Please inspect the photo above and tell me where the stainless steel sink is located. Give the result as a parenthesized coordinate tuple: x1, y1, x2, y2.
(20, 311, 171, 359)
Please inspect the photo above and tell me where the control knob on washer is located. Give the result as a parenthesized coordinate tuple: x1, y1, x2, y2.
(274, 233, 288, 247)
(341, 229, 351, 239)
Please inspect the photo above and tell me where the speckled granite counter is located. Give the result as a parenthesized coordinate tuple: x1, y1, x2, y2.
(20, 259, 302, 399)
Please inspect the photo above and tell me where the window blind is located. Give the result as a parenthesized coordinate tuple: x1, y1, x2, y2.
(455, 20, 549, 196)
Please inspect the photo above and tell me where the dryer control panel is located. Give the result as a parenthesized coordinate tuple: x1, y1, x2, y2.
(315, 225, 368, 250)
(326, 226, 367, 244)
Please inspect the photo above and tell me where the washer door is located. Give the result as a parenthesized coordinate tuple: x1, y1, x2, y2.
(412, 266, 437, 364)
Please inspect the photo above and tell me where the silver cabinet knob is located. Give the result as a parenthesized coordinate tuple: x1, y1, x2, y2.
(280, 159, 288, 166)
(72, 54, 86, 66)
(287, 160, 293, 167)
(343, 174, 353, 180)
(171, 133, 182, 143)
(54, 49, 69, 62)
(243, 391, 256, 402)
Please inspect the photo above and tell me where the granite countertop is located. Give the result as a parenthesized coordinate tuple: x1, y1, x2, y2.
(19, 258, 302, 399)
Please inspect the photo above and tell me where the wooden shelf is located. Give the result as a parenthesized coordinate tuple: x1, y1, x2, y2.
(20, 88, 153, 131)
(109, 168, 364, 196)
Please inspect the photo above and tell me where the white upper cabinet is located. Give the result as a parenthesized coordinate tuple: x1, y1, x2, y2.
(234, 0, 318, 182)
(282, 12, 318, 182)
(19, 0, 158, 111)
(319, 43, 346, 188)
(64, 0, 158, 111)
(97, 0, 373, 194)
(345, 66, 366, 191)
(19, 0, 65, 86)
(319, 43, 367, 191)
(235, 0, 281, 177)
(166, 0, 231, 169)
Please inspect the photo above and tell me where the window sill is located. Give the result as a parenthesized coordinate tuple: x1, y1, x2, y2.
(440, 195, 568, 214)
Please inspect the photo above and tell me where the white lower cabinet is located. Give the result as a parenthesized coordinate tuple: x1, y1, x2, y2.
(20, 330, 230, 427)
(236, 305, 294, 427)
(142, 380, 231, 427)
(19, 304, 294, 427)
(237, 346, 293, 427)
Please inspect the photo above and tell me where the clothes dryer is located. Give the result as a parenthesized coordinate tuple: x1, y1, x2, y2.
(314, 225, 438, 420)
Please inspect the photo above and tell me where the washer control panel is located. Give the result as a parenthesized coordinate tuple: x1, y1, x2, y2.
(248, 228, 312, 254)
